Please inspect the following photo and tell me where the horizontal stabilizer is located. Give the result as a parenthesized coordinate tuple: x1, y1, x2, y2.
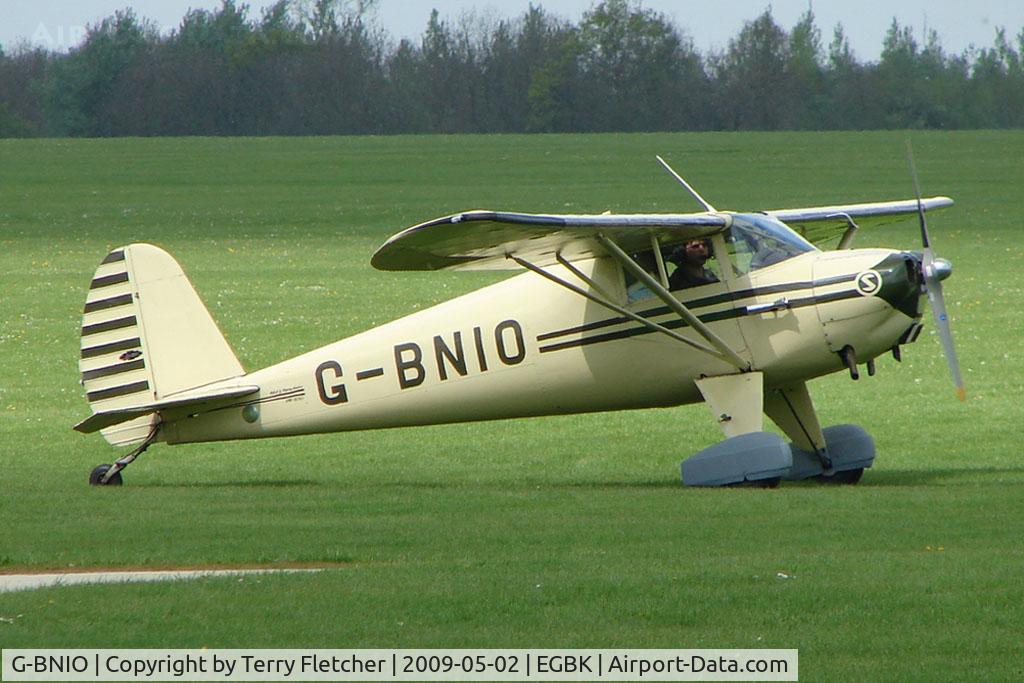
(74, 385, 259, 434)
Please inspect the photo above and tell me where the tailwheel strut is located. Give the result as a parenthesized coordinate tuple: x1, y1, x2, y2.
(89, 424, 160, 486)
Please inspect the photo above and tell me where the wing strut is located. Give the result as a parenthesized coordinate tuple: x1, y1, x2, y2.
(830, 213, 860, 249)
(510, 255, 729, 362)
(555, 253, 615, 302)
(595, 235, 750, 371)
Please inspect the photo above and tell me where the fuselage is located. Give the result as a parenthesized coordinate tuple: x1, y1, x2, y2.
(162, 243, 924, 445)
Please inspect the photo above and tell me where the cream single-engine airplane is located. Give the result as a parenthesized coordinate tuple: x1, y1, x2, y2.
(77, 155, 963, 487)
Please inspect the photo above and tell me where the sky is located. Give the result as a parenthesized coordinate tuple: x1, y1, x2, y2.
(3, 0, 1023, 61)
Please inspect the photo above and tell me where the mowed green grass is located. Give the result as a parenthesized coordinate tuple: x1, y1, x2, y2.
(1, 132, 1022, 679)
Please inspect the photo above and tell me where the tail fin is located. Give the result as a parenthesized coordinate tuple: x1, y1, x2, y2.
(78, 244, 245, 445)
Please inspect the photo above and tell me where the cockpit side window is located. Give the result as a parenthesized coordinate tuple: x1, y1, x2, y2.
(623, 239, 722, 302)
(624, 249, 661, 302)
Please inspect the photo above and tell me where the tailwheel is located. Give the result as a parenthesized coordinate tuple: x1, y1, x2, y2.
(815, 468, 864, 485)
(88, 424, 159, 486)
(89, 464, 123, 486)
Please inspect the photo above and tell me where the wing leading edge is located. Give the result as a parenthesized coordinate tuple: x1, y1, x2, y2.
(371, 210, 728, 271)
(766, 196, 954, 245)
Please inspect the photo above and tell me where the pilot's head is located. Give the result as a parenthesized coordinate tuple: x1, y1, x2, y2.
(671, 239, 711, 266)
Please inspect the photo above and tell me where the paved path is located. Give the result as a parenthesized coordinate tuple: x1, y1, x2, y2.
(0, 568, 323, 593)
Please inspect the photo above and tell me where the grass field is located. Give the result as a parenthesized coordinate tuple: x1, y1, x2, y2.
(1, 131, 1022, 680)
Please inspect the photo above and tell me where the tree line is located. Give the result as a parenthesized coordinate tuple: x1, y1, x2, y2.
(1, 0, 1023, 137)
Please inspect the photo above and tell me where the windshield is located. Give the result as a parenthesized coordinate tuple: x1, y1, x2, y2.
(726, 213, 816, 273)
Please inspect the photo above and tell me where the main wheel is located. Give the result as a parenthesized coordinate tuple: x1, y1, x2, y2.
(815, 467, 864, 485)
(726, 476, 781, 489)
(89, 464, 123, 486)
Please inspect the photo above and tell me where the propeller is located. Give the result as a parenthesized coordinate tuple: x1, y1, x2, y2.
(907, 142, 966, 401)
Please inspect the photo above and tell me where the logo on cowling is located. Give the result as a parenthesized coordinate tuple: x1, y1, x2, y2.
(855, 270, 883, 296)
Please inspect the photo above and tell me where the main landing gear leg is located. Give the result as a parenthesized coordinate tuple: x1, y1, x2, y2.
(680, 372, 793, 487)
(764, 382, 832, 472)
(765, 384, 874, 482)
(89, 425, 160, 486)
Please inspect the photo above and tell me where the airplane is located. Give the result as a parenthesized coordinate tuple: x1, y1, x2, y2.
(76, 153, 963, 488)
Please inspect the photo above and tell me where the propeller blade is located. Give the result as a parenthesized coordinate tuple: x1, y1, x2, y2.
(906, 141, 931, 249)
(923, 256, 966, 401)
(908, 141, 966, 401)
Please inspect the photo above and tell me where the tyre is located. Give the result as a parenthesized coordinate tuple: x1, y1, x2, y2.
(89, 464, 123, 486)
(814, 467, 863, 485)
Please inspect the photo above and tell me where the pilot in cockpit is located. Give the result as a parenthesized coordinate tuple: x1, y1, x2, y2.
(669, 238, 719, 290)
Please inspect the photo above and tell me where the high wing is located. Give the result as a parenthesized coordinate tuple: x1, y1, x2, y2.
(371, 210, 727, 271)
(766, 196, 954, 246)
(371, 197, 954, 271)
